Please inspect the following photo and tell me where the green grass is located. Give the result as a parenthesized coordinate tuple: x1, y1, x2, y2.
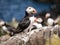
(46, 34, 60, 45)
(0, 28, 4, 36)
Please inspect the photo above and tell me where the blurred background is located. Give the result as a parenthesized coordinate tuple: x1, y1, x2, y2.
(0, 0, 60, 22)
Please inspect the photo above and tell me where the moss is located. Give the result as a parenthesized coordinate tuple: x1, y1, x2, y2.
(0, 28, 7, 36)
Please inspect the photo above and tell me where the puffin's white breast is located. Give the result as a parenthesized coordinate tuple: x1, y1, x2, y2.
(2, 26, 8, 31)
(47, 18, 54, 26)
(29, 16, 36, 23)
(33, 22, 42, 28)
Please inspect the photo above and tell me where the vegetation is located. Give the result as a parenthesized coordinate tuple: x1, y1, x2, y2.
(0, 27, 7, 36)
(46, 34, 60, 45)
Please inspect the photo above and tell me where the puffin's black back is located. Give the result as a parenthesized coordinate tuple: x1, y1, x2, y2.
(16, 7, 35, 32)
(16, 15, 30, 32)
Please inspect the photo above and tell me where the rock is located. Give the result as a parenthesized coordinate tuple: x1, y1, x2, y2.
(0, 26, 60, 45)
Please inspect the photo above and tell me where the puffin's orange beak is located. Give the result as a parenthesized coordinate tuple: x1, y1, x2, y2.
(33, 9, 37, 14)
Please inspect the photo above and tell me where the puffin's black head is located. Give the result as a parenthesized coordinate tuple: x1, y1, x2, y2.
(25, 6, 37, 17)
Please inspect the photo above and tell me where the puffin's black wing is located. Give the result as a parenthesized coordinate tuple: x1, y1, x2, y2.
(16, 17, 30, 32)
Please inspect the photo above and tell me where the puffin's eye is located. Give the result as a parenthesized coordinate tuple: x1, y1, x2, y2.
(29, 8, 31, 9)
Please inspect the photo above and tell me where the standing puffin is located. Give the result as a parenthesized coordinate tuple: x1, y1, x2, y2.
(45, 13, 54, 26)
(16, 6, 37, 32)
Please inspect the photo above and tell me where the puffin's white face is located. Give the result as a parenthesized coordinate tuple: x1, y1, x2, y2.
(0, 20, 5, 26)
(26, 7, 37, 14)
(45, 13, 51, 18)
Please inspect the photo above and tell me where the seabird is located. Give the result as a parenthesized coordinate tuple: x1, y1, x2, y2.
(16, 6, 37, 32)
(30, 17, 43, 30)
(0, 20, 16, 36)
(45, 13, 54, 26)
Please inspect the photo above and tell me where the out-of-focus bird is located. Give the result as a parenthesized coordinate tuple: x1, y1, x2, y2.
(0, 20, 16, 36)
(45, 13, 54, 26)
(30, 17, 43, 30)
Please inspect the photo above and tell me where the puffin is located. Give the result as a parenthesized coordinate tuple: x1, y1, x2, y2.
(45, 13, 54, 26)
(30, 17, 43, 30)
(0, 20, 16, 36)
(16, 6, 37, 32)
